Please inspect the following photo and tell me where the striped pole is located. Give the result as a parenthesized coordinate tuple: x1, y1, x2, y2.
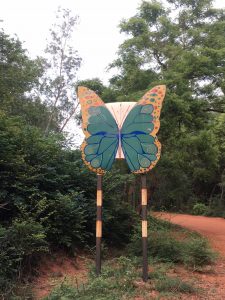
(141, 174, 148, 282)
(96, 174, 103, 275)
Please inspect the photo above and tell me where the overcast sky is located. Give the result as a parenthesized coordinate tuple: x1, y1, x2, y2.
(1, 0, 142, 84)
(1, 0, 225, 85)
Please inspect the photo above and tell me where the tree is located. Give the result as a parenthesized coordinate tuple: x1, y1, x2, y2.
(110, 0, 225, 113)
(0, 30, 59, 132)
(109, 0, 225, 210)
(39, 7, 82, 135)
(0, 30, 42, 112)
(76, 78, 119, 103)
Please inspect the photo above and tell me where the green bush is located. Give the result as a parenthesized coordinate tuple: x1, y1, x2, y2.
(129, 229, 182, 263)
(128, 216, 216, 267)
(103, 201, 138, 246)
(183, 238, 216, 268)
(37, 192, 90, 249)
(128, 216, 183, 262)
(95, 169, 139, 247)
(0, 219, 48, 295)
(192, 203, 209, 215)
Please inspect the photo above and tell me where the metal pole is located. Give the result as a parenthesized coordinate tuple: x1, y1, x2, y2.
(96, 174, 103, 275)
(141, 174, 148, 282)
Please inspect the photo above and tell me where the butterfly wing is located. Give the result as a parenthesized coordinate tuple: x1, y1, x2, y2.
(121, 85, 166, 174)
(78, 86, 119, 174)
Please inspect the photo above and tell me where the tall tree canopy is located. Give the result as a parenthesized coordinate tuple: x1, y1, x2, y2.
(109, 0, 225, 210)
(0, 30, 42, 112)
(0, 30, 58, 131)
(110, 0, 225, 113)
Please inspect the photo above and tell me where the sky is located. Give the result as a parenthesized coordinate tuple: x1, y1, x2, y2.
(0, 0, 143, 84)
(1, 0, 225, 84)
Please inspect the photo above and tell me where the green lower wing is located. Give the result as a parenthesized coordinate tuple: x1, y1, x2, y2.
(121, 104, 158, 172)
(83, 106, 119, 172)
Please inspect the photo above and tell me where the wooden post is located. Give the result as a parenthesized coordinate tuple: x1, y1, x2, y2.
(141, 174, 148, 282)
(96, 174, 103, 275)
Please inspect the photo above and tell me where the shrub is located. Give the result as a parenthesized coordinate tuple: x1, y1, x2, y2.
(128, 216, 216, 267)
(0, 219, 48, 295)
(128, 216, 183, 262)
(37, 192, 91, 249)
(192, 203, 209, 215)
(103, 201, 138, 247)
(129, 228, 182, 263)
(102, 170, 139, 247)
(182, 238, 216, 268)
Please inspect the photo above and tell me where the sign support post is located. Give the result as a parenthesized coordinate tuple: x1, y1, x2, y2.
(141, 174, 148, 282)
(96, 174, 103, 275)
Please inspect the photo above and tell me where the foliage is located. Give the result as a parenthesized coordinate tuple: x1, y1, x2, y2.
(128, 215, 216, 267)
(0, 219, 48, 295)
(192, 203, 209, 215)
(155, 276, 196, 294)
(76, 78, 119, 103)
(37, 192, 91, 249)
(182, 237, 216, 268)
(111, 0, 225, 113)
(0, 30, 42, 105)
(0, 30, 54, 132)
(0, 112, 89, 295)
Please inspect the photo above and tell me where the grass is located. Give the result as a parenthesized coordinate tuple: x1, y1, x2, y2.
(129, 215, 217, 268)
(155, 276, 196, 293)
(45, 257, 198, 300)
(45, 257, 139, 300)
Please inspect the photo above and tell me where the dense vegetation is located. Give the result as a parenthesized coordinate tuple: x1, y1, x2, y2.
(0, 0, 225, 298)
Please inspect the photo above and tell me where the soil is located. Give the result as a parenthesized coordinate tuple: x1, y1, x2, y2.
(32, 251, 90, 299)
(154, 212, 225, 300)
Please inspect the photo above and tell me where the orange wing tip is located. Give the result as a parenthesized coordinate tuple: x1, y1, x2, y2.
(152, 85, 166, 91)
(149, 85, 166, 98)
(78, 86, 89, 96)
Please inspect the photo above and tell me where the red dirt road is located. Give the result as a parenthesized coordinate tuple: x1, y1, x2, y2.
(155, 212, 225, 256)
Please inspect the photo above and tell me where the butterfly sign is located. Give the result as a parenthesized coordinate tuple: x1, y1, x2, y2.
(78, 85, 166, 174)
(78, 85, 166, 280)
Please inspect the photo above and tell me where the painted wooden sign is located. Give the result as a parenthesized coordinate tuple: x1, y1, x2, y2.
(78, 85, 166, 174)
(78, 85, 166, 281)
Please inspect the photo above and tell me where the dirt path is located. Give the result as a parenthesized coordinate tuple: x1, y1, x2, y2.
(155, 212, 225, 300)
